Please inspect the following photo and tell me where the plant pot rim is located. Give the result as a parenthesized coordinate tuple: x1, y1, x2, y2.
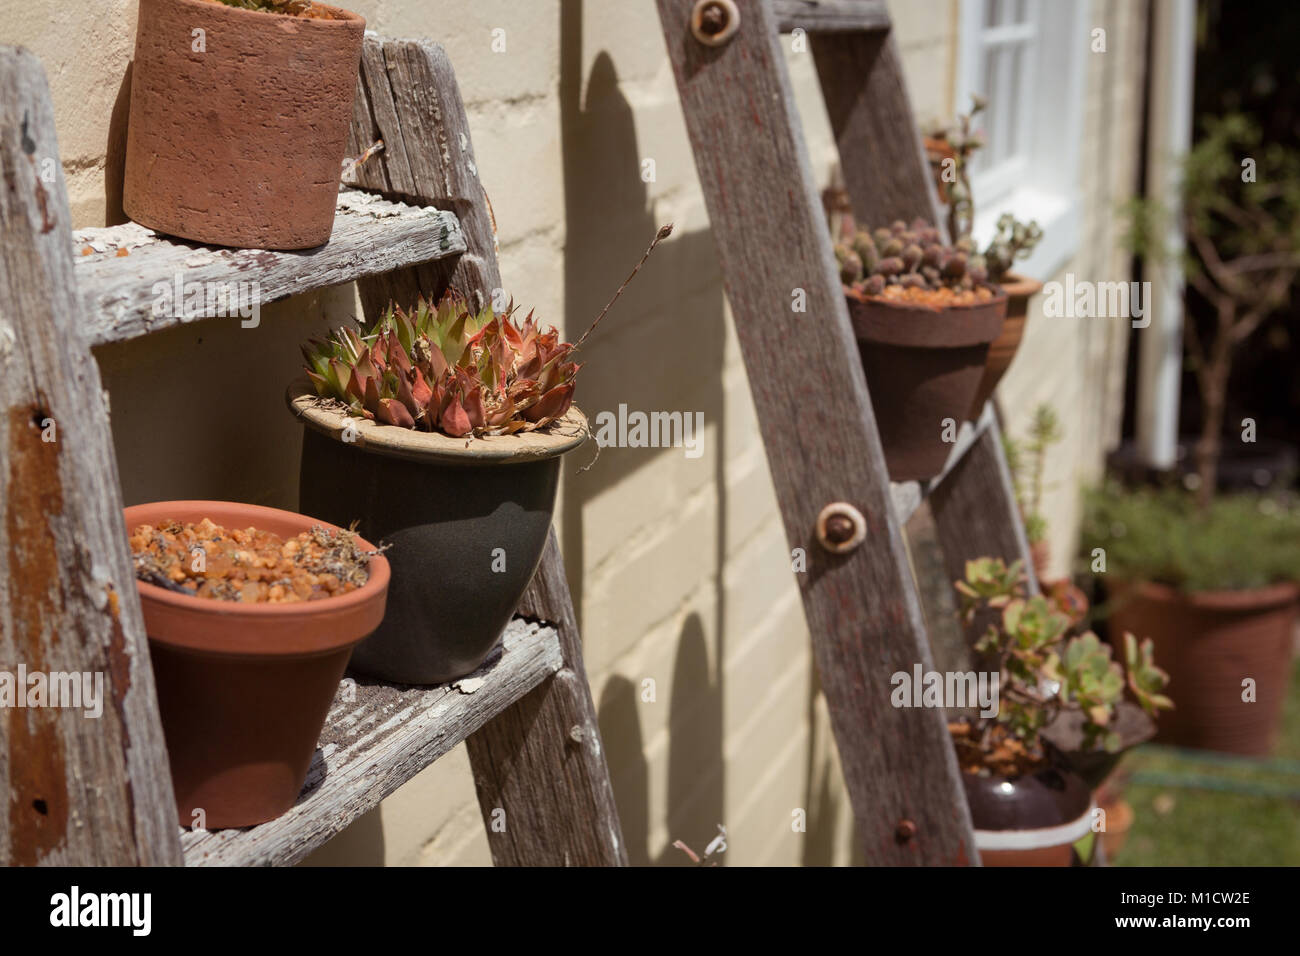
(972, 803, 1096, 851)
(126, 500, 390, 657)
(847, 289, 1007, 349)
(847, 287, 1008, 315)
(1119, 577, 1300, 611)
(998, 272, 1043, 297)
(286, 377, 590, 466)
(171, 0, 365, 27)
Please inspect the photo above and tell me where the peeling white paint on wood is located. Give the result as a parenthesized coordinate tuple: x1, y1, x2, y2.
(75, 189, 466, 347)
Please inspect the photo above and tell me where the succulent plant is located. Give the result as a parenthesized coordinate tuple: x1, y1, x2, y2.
(835, 217, 996, 298)
(983, 212, 1043, 282)
(302, 294, 579, 438)
(956, 558, 1173, 759)
(301, 224, 673, 439)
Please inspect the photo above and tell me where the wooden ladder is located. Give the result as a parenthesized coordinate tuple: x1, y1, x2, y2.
(655, 0, 1039, 865)
(0, 36, 625, 867)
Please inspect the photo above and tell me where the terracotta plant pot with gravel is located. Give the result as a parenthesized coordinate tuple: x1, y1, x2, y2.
(127, 500, 390, 828)
(123, 0, 365, 249)
(835, 219, 1009, 481)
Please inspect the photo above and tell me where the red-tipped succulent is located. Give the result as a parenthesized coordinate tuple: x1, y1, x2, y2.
(302, 293, 580, 438)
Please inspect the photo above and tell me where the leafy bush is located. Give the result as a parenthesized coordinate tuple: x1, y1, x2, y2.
(1080, 483, 1300, 592)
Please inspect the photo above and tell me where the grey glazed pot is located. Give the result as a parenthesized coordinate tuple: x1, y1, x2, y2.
(287, 380, 588, 684)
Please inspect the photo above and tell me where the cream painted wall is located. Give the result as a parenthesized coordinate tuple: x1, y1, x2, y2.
(4, 0, 1144, 865)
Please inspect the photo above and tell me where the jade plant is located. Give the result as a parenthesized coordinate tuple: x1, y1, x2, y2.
(302, 226, 672, 438)
(834, 217, 997, 299)
(954, 557, 1172, 769)
(924, 96, 1044, 283)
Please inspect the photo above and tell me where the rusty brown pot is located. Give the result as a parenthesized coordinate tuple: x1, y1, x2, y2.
(1109, 579, 1299, 755)
(968, 272, 1042, 417)
(849, 291, 1007, 481)
(124, 0, 365, 250)
(127, 500, 390, 829)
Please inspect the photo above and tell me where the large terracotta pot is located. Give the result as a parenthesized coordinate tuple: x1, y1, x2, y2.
(127, 500, 390, 829)
(849, 291, 1007, 481)
(288, 381, 587, 684)
(968, 272, 1042, 417)
(961, 764, 1094, 867)
(124, 0, 365, 249)
(1108, 579, 1299, 755)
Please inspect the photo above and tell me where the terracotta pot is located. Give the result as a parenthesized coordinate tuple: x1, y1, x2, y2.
(127, 500, 390, 828)
(848, 291, 1007, 481)
(124, 0, 365, 249)
(961, 765, 1094, 867)
(968, 272, 1042, 417)
(287, 381, 588, 684)
(1108, 579, 1299, 755)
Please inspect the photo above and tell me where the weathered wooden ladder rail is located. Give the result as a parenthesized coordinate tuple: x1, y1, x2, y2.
(655, 0, 1038, 865)
(0, 36, 624, 867)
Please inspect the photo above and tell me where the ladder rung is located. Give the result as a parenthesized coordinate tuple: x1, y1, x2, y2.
(179, 617, 560, 866)
(772, 0, 891, 34)
(75, 188, 465, 348)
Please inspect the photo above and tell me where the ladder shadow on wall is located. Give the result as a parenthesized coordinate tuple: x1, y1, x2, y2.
(560, 0, 726, 865)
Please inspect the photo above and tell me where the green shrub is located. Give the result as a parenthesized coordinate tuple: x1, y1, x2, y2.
(1080, 484, 1300, 592)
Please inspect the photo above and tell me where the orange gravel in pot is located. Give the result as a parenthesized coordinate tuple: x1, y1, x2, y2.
(129, 517, 372, 603)
(869, 284, 998, 307)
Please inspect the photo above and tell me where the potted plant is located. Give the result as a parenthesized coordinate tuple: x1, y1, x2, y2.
(835, 219, 1007, 481)
(127, 500, 390, 828)
(124, 0, 366, 250)
(289, 228, 670, 684)
(1003, 403, 1064, 581)
(924, 97, 1045, 415)
(951, 558, 1171, 865)
(1095, 113, 1300, 756)
(1082, 486, 1300, 754)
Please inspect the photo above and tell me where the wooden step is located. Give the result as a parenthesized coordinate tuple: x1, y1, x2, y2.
(772, 0, 890, 33)
(180, 617, 561, 867)
(75, 188, 465, 348)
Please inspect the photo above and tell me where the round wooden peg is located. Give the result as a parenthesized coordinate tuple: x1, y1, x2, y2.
(690, 0, 740, 47)
(815, 502, 867, 555)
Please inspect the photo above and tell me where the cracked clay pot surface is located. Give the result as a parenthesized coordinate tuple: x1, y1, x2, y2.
(124, 0, 365, 250)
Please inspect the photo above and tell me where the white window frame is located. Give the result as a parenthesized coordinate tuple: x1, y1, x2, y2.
(955, 0, 1089, 279)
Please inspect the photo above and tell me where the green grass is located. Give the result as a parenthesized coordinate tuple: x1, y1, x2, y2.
(1112, 658, 1300, 866)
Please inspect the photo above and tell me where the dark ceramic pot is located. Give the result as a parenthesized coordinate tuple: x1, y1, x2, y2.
(962, 764, 1094, 867)
(288, 380, 587, 684)
(848, 291, 1007, 481)
(1108, 579, 1299, 755)
(127, 500, 389, 829)
(124, 0, 365, 249)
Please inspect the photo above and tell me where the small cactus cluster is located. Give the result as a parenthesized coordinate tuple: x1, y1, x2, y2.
(835, 217, 997, 302)
(302, 293, 579, 438)
(983, 212, 1043, 283)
